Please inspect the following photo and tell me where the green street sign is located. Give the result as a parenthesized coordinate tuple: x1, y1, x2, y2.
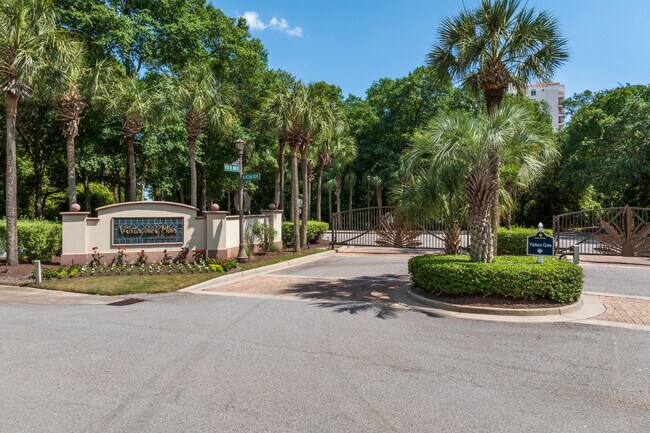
(243, 173, 260, 181)
(224, 164, 240, 173)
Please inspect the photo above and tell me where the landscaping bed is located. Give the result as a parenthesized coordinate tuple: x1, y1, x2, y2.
(408, 254, 583, 307)
(21, 248, 327, 295)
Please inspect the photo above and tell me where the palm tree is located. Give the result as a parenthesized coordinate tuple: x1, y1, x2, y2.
(47, 44, 106, 210)
(413, 105, 557, 262)
(0, 0, 73, 265)
(313, 128, 357, 221)
(428, 0, 568, 249)
(102, 75, 159, 202)
(174, 64, 236, 208)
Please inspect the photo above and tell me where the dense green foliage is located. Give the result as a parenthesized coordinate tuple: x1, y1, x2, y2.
(282, 221, 329, 247)
(408, 255, 583, 304)
(0, 219, 62, 262)
(497, 227, 553, 255)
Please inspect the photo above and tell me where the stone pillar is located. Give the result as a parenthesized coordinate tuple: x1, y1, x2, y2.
(60, 212, 90, 265)
(205, 211, 228, 258)
(262, 209, 284, 251)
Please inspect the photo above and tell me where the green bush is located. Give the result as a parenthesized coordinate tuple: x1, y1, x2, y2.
(282, 221, 329, 247)
(498, 227, 553, 255)
(44, 182, 116, 220)
(0, 219, 62, 263)
(251, 222, 278, 253)
(408, 255, 583, 304)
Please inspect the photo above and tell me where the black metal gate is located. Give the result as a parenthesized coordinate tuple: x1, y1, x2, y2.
(331, 206, 469, 250)
(553, 205, 650, 257)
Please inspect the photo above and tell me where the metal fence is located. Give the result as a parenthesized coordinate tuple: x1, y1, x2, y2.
(331, 206, 469, 250)
(553, 206, 650, 257)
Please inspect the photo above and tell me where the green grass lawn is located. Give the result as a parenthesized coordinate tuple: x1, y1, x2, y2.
(34, 248, 327, 296)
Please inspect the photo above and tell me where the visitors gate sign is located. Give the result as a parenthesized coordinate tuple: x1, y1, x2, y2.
(527, 232, 554, 256)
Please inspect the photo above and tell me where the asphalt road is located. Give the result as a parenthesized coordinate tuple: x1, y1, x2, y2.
(583, 263, 650, 297)
(0, 255, 648, 433)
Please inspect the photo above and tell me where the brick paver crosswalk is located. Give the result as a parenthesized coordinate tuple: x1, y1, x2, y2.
(593, 295, 650, 326)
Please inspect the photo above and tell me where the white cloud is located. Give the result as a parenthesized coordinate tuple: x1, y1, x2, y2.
(242, 11, 302, 37)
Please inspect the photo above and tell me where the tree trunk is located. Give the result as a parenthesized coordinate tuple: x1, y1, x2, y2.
(276, 141, 286, 209)
(375, 185, 383, 207)
(200, 168, 207, 211)
(484, 88, 506, 257)
(335, 176, 342, 214)
(328, 188, 333, 223)
(444, 220, 462, 255)
(300, 145, 309, 248)
(273, 171, 281, 208)
(188, 137, 197, 208)
(316, 166, 323, 221)
(290, 144, 300, 252)
(5, 94, 19, 265)
(34, 162, 44, 219)
(84, 172, 91, 212)
(348, 181, 353, 211)
(65, 134, 77, 209)
(125, 135, 137, 201)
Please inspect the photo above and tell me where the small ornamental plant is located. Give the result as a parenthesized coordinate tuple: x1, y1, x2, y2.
(161, 249, 172, 265)
(91, 247, 103, 267)
(127, 264, 135, 276)
(192, 249, 206, 263)
(148, 263, 154, 275)
(79, 265, 88, 277)
(111, 247, 126, 266)
(136, 250, 148, 267)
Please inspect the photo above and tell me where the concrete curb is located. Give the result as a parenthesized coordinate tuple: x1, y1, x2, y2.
(180, 249, 338, 293)
(405, 287, 584, 317)
(392, 287, 606, 323)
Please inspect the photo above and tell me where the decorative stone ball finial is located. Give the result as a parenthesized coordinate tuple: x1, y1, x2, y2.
(210, 203, 220, 211)
(268, 203, 277, 210)
(70, 203, 81, 212)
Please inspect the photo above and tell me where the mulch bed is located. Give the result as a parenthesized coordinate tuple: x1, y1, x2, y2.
(0, 262, 59, 285)
(412, 286, 569, 309)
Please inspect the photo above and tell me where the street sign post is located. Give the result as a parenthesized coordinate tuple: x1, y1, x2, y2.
(242, 173, 260, 181)
(527, 223, 554, 263)
(224, 164, 240, 173)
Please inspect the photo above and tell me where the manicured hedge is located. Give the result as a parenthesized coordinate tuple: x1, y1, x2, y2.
(282, 221, 329, 247)
(0, 219, 62, 263)
(498, 227, 553, 255)
(408, 254, 583, 304)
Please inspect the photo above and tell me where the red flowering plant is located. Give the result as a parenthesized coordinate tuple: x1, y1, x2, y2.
(136, 249, 148, 267)
(111, 247, 126, 267)
(192, 248, 206, 264)
(90, 247, 104, 267)
(161, 249, 172, 265)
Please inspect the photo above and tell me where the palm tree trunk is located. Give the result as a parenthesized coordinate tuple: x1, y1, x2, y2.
(375, 185, 383, 207)
(316, 166, 324, 221)
(188, 137, 198, 208)
(276, 141, 286, 208)
(335, 176, 342, 214)
(125, 135, 137, 202)
(200, 168, 207, 211)
(348, 181, 353, 212)
(290, 143, 300, 252)
(65, 134, 77, 209)
(300, 145, 309, 248)
(5, 94, 19, 266)
(84, 172, 91, 212)
(485, 90, 505, 257)
(328, 188, 333, 223)
(444, 220, 462, 255)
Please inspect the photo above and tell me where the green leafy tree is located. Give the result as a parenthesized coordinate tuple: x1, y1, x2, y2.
(412, 105, 557, 262)
(428, 0, 568, 250)
(173, 63, 236, 208)
(0, 0, 74, 264)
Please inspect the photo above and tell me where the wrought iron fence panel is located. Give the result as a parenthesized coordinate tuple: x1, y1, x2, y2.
(332, 207, 469, 251)
(554, 206, 650, 257)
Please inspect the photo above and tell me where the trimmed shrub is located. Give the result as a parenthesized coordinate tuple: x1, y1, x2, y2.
(408, 255, 583, 304)
(498, 227, 553, 255)
(0, 219, 62, 263)
(282, 221, 329, 247)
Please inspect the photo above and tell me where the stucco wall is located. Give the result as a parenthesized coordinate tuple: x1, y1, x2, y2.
(60, 202, 282, 265)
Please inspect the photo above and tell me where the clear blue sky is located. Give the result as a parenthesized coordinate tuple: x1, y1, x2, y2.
(212, 0, 650, 98)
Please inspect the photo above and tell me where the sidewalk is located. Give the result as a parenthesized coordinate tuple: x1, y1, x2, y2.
(590, 293, 650, 326)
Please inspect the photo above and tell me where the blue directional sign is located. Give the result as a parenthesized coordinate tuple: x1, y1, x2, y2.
(527, 232, 554, 256)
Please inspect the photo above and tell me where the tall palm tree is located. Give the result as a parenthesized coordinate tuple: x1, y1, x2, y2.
(258, 82, 330, 251)
(412, 105, 557, 262)
(313, 125, 357, 221)
(428, 0, 568, 249)
(47, 44, 106, 210)
(174, 63, 236, 208)
(102, 75, 159, 202)
(0, 0, 73, 265)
